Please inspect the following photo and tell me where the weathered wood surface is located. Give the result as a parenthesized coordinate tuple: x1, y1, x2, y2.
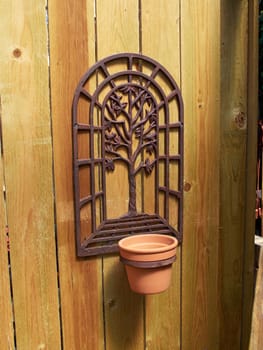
(220, 1, 250, 348)
(0, 1, 257, 349)
(181, 0, 221, 349)
(0, 0, 61, 349)
(243, 0, 258, 348)
(48, 0, 104, 349)
(0, 119, 14, 349)
(141, 1, 181, 349)
(96, 2, 145, 349)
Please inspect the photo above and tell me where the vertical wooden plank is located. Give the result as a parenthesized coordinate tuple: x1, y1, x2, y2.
(181, 0, 221, 349)
(0, 0, 61, 349)
(220, 1, 249, 348)
(242, 0, 258, 348)
(96, 1, 145, 349)
(48, 1, 104, 349)
(141, 1, 181, 349)
(0, 130, 14, 349)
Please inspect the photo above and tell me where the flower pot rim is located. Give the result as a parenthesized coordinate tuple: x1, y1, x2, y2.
(118, 233, 178, 254)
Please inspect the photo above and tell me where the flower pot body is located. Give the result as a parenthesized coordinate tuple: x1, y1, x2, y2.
(124, 264, 173, 294)
(119, 234, 178, 295)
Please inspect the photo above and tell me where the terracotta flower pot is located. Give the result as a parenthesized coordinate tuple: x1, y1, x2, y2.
(118, 234, 178, 295)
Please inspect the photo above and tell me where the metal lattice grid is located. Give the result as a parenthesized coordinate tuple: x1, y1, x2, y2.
(72, 53, 184, 257)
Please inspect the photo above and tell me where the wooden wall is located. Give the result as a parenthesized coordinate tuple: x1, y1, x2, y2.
(0, 0, 257, 349)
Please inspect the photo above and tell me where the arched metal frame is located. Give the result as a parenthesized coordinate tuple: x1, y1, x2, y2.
(72, 53, 184, 257)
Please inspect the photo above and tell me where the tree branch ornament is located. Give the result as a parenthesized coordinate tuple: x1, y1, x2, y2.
(103, 86, 158, 214)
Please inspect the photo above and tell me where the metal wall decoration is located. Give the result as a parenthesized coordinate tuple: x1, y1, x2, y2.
(72, 53, 184, 257)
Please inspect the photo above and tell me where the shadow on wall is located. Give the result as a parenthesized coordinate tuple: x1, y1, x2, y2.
(103, 256, 144, 349)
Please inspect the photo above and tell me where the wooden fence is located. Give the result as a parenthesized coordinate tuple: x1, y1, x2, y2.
(0, 0, 258, 349)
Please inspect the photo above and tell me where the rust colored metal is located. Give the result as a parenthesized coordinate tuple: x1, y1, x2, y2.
(120, 255, 176, 268)
(72, 53, 184, 257)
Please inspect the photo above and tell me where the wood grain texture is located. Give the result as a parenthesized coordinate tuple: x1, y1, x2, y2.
(48, 0, 104, 349)
(95, 1, 145, 349)
(103, 256, 145, 350)
(141, 1, 181, 349)
(0, 0, 61, 349)
(242, 0, 258, 348)
(0, 2, 256, 349)
(220, 1, 249, 348)
(181, 0, 221, 349)
(0, 130, 14, 349)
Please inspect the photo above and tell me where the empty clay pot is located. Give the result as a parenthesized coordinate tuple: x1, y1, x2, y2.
(118, 234, 178, 294)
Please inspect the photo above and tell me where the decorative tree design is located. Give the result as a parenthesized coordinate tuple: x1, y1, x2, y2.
(103, 85, 158, 215)
(72, 53, 184, 257)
